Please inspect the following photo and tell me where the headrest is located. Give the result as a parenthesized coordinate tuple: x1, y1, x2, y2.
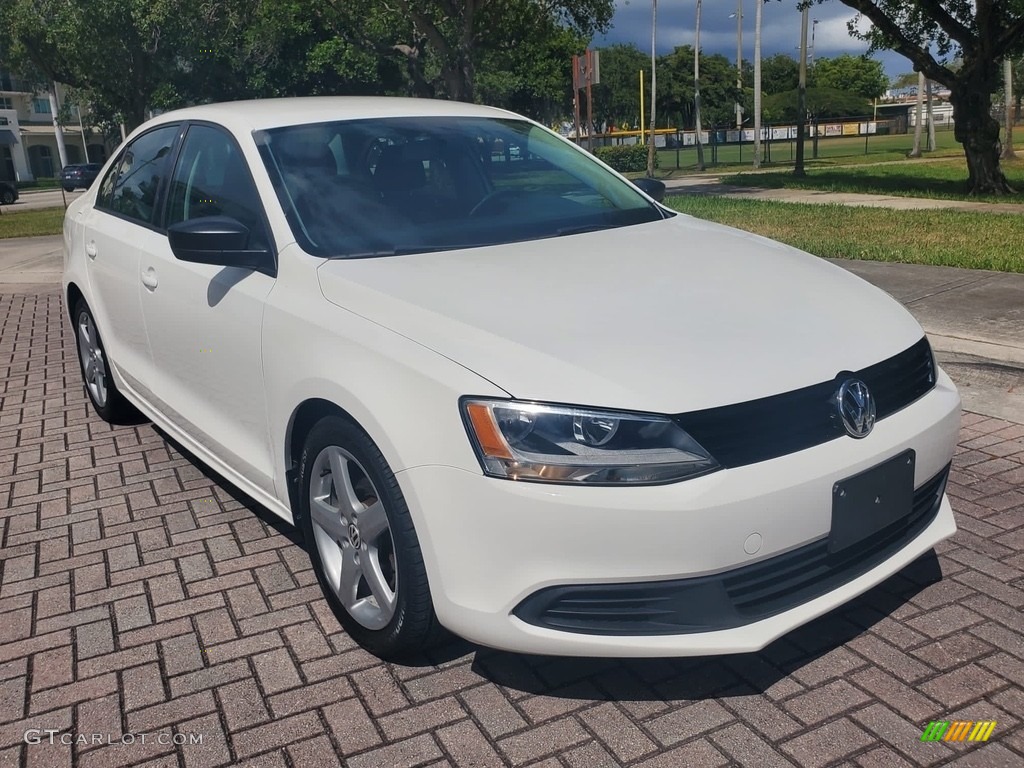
(274, 129, 337, 174)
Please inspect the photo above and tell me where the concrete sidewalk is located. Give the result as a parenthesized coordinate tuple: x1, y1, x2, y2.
(664, 176, 1024, 215)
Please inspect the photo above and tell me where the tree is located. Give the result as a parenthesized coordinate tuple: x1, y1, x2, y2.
(0, 0, 210, 129)
(830, 0, 1024, 194)
(811, 53, 888, 100)
(762, 53, 800, 95)
(891, 71, 918, 91)
(475, 19, 585, 122)
(591, 44, 648, 126)
(346, 0, 613, 103)
(656, 47, 741, 130)
(763, 86, 870, 121)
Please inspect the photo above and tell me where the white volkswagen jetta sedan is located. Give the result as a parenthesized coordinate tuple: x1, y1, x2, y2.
(63, 98, 960, 659)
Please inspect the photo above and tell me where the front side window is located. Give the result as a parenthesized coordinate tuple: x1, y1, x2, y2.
(257, 117, 665, 258)
(165, 124, 270, 250)
(98, 124, 179, 225)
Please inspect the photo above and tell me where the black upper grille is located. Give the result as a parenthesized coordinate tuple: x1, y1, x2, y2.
(514, 464, 950, 636)
(676, 337, 936, 468)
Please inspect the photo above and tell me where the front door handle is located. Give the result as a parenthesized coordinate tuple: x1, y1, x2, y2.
(85, 241, 97, 259)
(141, 267, 159, 291)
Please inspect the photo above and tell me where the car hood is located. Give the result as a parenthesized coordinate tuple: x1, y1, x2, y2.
(316, 216, 924, 413)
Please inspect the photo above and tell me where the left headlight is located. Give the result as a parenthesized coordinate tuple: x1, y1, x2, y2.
(461, 398, 720, 485)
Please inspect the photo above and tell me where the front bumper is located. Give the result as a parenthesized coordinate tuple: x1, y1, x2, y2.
(397, 371, 960, 657)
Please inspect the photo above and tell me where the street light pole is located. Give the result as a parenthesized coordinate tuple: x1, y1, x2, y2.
(794, 6, 809, 177)
(753, 0, 763, 168)
(647, 0, 657, 177)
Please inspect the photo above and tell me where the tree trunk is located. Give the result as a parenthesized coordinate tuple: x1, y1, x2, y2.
(442, 55, 474, 102)
(949, 81, 1014, 194)
(909, 71, 924, 157)
(1003, 58, 1016, 160)
(925, 79, 935, 151)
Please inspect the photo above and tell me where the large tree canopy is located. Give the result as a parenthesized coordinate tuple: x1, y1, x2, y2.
(812, 53, 888, 100)
(332, 0, 612, 102)
(0, 0, 611, 128)
(829, 0, 1024, 193)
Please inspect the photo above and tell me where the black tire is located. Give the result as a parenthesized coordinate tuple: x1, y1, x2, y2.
(72, 298, 138, 423)
(62, 185, 75, 193)
(297, 414, 442, 658)
(0, 188, 14, 205)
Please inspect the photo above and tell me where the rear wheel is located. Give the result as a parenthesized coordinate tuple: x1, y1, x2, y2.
(73, 299, 137, 423)
(0, 188, 14, 205)
(297, 415, 442, 658)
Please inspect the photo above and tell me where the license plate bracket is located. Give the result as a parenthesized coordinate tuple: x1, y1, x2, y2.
(830, 449, 916, 554)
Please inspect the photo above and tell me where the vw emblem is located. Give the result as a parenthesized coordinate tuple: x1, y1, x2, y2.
(348, 523, 361, 549)
(836, 378, 876, 438)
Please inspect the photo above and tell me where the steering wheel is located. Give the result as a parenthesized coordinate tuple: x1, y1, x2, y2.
(468, 188, 524, 217)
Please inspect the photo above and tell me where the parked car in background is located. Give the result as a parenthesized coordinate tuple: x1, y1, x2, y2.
(59, 163, 101, 191)
(0, 180, 17, 205)
(63, 97, 961, 660)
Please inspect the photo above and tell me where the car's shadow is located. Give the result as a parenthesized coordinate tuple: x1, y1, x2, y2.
(151, 422, 944, 700)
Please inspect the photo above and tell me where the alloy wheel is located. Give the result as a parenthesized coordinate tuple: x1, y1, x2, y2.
(308, 445, 398, 630)
(77, 311, 108, 407)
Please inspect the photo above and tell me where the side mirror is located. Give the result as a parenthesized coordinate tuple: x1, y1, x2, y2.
(632, 177, 666, 203)
(167, 216, 274, 276)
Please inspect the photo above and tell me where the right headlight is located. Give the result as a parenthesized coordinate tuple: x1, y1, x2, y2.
(461, 398, 720, 485)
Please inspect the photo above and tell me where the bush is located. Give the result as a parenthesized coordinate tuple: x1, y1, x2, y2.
(594, 143, 656, 173)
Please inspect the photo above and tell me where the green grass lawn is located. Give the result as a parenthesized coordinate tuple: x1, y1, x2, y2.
(665, 195, 1024, 273)
(649, 129, 962, 175)
(0, 207, 65, 239)
(718, 156, 1024, 203)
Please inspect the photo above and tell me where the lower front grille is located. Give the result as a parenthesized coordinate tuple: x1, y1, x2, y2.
(513, 464, 950, 636)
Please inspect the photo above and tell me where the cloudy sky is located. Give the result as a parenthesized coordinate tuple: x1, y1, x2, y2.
(596, 0, 912, 80)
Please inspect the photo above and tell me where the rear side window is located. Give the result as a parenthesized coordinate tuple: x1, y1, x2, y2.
(97, 124, 179, 226)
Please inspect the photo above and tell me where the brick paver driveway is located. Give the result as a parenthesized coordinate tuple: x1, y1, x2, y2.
(2, 289, 1023, 768)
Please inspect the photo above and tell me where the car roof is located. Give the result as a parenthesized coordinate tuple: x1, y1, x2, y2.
(145, 97, 523, 136)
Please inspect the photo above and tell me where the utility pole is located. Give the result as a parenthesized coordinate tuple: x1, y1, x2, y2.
(752, 0, 763, 168)
(794, 6, 809, 177)
(646, 0, 657, 177)
(734, 1, 743, 131)
(47, 82, 69, 171)
(694, 0, 705, 170)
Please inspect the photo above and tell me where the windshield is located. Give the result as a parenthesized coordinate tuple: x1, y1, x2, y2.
(255, 116, 666, 258)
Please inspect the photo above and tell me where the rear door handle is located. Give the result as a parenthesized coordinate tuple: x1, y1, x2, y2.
(85, 241, 97, 259)
(141, 267, 159, 291)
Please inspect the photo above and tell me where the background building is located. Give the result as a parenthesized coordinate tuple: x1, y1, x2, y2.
(0, 72, 112, 183)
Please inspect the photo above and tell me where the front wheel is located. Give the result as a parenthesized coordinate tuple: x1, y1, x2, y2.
(0, 188, 14, 205)
(62, 185, 75, 192)
(297, 415, 442, 658)
(73, 299, 137, 423)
